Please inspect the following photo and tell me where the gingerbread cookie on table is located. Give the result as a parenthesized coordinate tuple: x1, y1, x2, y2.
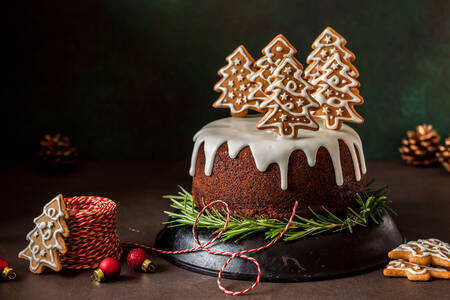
(18, 195, 70, 273)
(384, 259, 450, 281)
(388, 238, 450, 268)
(213, 45, 261, 117)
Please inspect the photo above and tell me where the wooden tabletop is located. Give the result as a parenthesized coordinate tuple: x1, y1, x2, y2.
(1, 160, 449, 299)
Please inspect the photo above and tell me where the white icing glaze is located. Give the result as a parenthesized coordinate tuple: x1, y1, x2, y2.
(190, 116, 366, 190)
(386, 259, 449, 275)
(18, 195, 68, 272)
(391, 238, 450, 262)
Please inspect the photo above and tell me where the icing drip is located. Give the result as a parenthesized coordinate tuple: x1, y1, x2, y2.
(190, 116, 366, 190)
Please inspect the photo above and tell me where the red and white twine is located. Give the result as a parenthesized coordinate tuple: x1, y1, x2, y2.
(62, 196, 297, 295)
(62, 196, 122, 269)
(123, 200, 298, 296)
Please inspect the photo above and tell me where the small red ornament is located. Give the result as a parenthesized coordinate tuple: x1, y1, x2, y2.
(127, 248, 155, 273)
(0, 258, 16, 280)
(92, 257, 121, 282)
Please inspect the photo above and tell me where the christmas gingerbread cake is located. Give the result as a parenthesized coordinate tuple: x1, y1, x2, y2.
(191, 28, 366, 219)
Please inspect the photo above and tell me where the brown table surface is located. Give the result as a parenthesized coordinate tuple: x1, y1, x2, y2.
(1, 160, 449, 299)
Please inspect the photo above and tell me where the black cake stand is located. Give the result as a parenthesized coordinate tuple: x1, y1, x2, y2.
(155, 214, 404, 282)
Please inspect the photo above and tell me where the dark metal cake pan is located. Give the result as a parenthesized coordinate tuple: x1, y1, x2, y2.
(155, 214, 404, 282)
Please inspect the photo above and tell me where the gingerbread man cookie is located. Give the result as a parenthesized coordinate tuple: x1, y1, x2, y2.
(257, 56, 319, 138)
(213, 45, 261, 117)
(18, 195, 70, 273)
(388, 238, 450, 268)
(384, 259, 450, 281)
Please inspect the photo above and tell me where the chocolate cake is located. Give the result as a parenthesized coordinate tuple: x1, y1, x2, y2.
(190, 116, 366, 219)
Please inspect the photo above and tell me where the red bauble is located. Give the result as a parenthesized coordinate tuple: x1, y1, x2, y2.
(127, 248, 149, 270)
(99, 257, 121, 278)
(0, 258, 7, 271)
(0, 257, 16, 280)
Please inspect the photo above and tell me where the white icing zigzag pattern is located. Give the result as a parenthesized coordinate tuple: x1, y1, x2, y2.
(305, 27, 356, 81)
(386, 259, 449, 275)
(310, 53, 364, 130)
(392, 238, 450, 262)
(190, 116, 366, 190)
(258, 57, 319, 137)
(18, 195, 69, 273)
(248, 34, 297, 104)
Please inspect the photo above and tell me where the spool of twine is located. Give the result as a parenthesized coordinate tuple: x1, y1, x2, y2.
(61, 196, 122, 269)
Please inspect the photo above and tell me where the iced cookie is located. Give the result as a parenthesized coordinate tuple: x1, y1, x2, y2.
(18, 195, 70, 273)
(257, 56, 319, 137)
(388, 238, 450, 268)
(213, 45, 261, 117)
(384, 259, 450, 281)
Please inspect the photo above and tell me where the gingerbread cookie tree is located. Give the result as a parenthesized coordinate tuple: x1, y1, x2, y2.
(304, 27, 357, 81)
(248, 34, 297, 107)
(213, 45, 261, 117)
(384, 259, 450, 281)
(388, 238, 450, 268)
(310, 52, 364, 130)
(19, 195, 70, 273)
(257, 57, 319, 138)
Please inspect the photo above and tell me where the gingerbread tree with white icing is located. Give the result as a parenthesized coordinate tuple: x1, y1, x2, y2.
(18, 195, 70, 273)
(310, 51, 364, 130)
(213, 45, 261, 117)
(248, 34, 297, 108)
(257, 57, 319, 138)
(304, 27, 357, 81)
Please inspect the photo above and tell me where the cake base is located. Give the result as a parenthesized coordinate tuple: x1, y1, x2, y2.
(155, 214, 404, 282)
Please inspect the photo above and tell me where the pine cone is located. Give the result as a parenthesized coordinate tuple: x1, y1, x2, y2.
(38, 134, 78, 171)
(436, 136, 450, 172)
(399, 124, 440, 166)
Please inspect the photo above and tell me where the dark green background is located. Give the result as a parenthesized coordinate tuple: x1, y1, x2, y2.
(4, 0, 449, 161)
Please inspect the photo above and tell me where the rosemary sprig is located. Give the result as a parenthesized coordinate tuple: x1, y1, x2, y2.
(163, 182, 396, 242)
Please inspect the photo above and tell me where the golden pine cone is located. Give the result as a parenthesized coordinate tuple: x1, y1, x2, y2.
(436, 136, 450, 172)
(398, 124, 440, 166)
(37, 134, 78, 171)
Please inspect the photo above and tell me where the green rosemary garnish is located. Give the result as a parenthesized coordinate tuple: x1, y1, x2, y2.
(163, 181, 396, 242)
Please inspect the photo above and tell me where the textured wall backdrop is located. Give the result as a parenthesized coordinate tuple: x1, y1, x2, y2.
(3, 0, 449, 161)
